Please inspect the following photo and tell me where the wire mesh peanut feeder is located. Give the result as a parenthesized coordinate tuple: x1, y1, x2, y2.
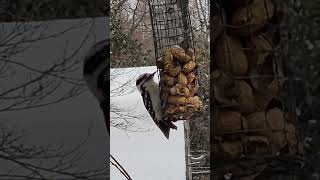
(211, 0, 305, 179)
(148, 0, 203, 122)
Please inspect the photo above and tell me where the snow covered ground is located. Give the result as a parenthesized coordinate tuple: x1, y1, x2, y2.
(110, 66, 186, 180)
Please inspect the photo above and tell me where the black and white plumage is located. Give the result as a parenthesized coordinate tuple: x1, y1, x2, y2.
(136, 72, 177, 139)
(83, 39, 110, 134)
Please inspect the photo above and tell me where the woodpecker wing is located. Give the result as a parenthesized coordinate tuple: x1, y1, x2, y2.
(141, 87, 172, 139)
(83, 39, 109, 102)
(83, 39, 110, 134)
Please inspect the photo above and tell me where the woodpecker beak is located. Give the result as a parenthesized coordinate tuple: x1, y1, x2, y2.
(146, 71, 157, 81)
(151, 71, 157, 77)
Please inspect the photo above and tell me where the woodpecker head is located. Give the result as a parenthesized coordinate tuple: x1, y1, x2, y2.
(136, 71, 157, 92)
(83, 39, 109, 103)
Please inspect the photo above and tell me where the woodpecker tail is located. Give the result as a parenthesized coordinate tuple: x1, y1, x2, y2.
(158, 120, 177, 139)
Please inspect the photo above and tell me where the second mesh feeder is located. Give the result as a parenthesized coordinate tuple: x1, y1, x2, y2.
(211, 0, 304, 179)
(148, 0, 203, 121)
(161, 45, 202, 121)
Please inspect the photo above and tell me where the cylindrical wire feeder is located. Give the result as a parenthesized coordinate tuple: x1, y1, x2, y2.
(211, 0, 305, 179)
(148, 0, 203, 121)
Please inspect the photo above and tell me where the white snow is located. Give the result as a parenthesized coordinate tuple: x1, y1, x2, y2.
(110, 66, 186, 180)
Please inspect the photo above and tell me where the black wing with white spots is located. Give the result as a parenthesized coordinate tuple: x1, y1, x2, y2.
(141, 86, 157, 122)
(141, 86, 171, 139)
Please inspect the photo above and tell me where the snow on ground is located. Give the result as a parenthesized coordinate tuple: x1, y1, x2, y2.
(110, 66, 186, 180)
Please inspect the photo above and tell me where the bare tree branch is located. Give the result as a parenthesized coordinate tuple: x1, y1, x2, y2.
(0, 18, 108, 179)
(110, 154, 132, 180)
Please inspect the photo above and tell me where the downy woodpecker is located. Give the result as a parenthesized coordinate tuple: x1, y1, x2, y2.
(136, 72, 177, 139)
(83, 39, 110, 134)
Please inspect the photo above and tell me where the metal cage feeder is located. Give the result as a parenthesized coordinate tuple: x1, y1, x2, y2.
(148, 0, 203, 122)
(211, 0, 305, 179)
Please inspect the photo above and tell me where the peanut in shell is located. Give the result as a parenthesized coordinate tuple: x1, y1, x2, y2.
(177, 72, 188, 86)
(169, 45, 192, 63)
(182, 61, 196, 73)
(164, 74, 176, 86)
(167, 95, 186, 105)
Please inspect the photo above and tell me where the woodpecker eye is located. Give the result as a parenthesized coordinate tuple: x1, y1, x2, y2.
(136, 74, 147, 86)
(146, 73, 155, 81)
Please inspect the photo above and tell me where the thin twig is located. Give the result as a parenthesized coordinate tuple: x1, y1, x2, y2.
(110, 154, 133, 180)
